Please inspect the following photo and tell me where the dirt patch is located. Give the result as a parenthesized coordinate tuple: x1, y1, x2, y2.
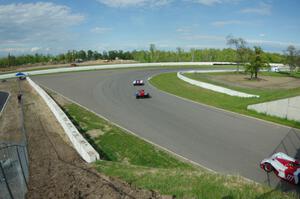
(21, 80, 164, 199)
(0, 79, 23, 143)
(209, 74, 300, 89)
(87, 129, 105, 139)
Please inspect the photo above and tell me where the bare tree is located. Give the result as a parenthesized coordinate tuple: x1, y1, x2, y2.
(226, 35, 249, 72)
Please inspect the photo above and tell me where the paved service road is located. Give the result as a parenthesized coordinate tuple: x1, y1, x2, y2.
(0, 91, 9, 113)
(33, 68, 300, 192)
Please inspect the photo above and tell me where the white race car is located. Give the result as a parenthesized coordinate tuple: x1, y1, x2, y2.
(260, 152, 300, 184)
(132, 80, 144, 86)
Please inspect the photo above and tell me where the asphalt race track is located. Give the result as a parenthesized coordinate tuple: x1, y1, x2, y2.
(0, 91, 9, 113)
(32, 67, 300, 193)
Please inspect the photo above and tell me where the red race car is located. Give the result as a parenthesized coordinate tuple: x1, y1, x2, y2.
(135, 89, 150, 99)
(260, 152, 300, 184)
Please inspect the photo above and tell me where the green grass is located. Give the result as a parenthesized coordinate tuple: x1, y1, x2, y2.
(96, 161, 292, 199)
(59, 103, 296, 199)
(150, 72, 300, 129)
(64, 104, 190, 168)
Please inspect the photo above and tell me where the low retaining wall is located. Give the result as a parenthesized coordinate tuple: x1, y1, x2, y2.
(177, 71, 259, 98)
(27, 77, 100, 163)
(0, 62, 231, 80)
(0, 62, 286, 80)
(248, 96, 300, 122)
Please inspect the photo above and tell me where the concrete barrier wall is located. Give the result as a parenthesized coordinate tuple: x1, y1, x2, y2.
(177, 71, 259, 98)
(0, 62, 287, 80)
(27, 77, 100, 163)
(0, 62, 228, 80)
(248, 96, 300, 122)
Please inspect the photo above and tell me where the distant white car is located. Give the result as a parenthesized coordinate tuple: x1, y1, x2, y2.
(270, 66, 279, 72)
(132, 80, 144, 86)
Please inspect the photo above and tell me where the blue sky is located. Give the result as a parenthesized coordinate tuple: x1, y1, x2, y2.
(0, 0, 299, 55)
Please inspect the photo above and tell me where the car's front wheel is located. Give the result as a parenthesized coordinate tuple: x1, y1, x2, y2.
(263, 163, 273, 173)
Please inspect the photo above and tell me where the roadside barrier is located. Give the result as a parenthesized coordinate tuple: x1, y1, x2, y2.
(0, 62, 235, 80)
(0, 62, 287, 80)
(177, 71, 259, 98)
(27, 77, 100, 163)
(248, 96, 300, 122)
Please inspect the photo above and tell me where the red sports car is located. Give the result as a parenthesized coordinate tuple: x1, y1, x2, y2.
(260, 152, 300, 184)
(135, 89, 150, 99)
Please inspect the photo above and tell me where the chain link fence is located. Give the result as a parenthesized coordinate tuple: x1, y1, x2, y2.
(0, 144, 29, 199)
(0, 79, 29, 199)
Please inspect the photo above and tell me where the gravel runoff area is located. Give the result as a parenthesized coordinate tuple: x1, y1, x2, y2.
(0, 79, 167, 199)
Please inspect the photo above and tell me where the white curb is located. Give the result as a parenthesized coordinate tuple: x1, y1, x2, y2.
(177, 70, 259, 98)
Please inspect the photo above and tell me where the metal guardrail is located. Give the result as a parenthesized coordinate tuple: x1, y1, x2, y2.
(0, 78, 29, 199)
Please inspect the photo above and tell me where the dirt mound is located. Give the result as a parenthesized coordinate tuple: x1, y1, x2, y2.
(211, 74, 300, 89)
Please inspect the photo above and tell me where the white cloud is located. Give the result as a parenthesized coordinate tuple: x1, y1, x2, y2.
(0, 48, 28, 53)
(91, 27, 112, 33)
(176, 27, 192, 33)
(30, 47, 41, 52)
(247, 39, 300, 48)
(1, 47, 39, 53)
(0, 2, 85, 52)
(182, 34, 225, 41)
(188, 0, 241, 6)
(212, 20, 243, 27)
(189, 0, 221, 6)
(96, 0, 172, 7)
(259, 33, 265, 37)
(240, 2, 271, 15)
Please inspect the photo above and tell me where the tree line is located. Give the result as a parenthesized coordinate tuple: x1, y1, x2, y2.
(0, 50, 134, 68)
(225, 35, 300, 78)
(0, 41, 298, 73)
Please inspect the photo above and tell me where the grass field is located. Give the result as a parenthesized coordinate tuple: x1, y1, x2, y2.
(60, 102, 295, 199)
(150, 72, 300, 129)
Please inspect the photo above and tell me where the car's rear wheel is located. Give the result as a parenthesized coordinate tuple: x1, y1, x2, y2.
(263, 163, 273, 173)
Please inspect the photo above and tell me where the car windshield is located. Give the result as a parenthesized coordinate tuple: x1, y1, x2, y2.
(289, 162, 300, 167)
